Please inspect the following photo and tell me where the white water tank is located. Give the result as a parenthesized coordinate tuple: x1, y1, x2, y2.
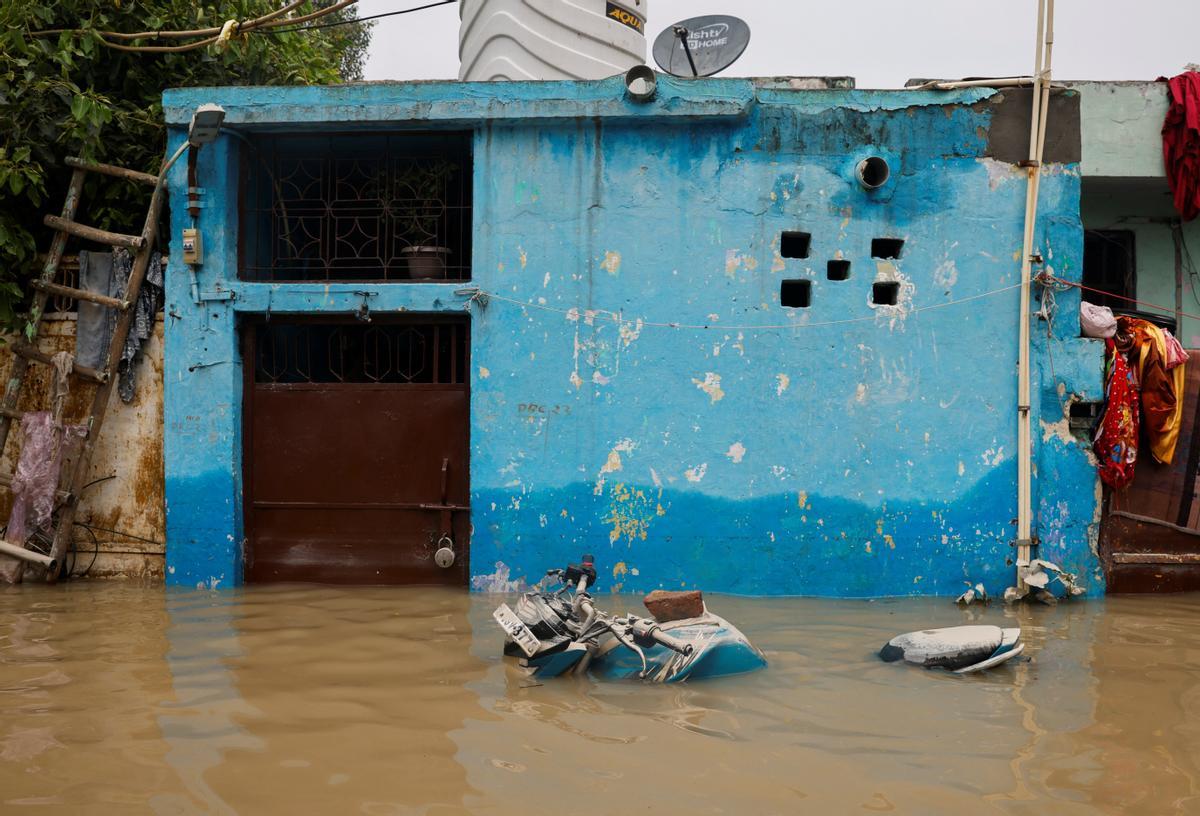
(459, 0, 648, 81)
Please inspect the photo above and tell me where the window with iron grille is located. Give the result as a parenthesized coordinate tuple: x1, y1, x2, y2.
(252, 318, 468, 385)
(239, 132, 472, 282)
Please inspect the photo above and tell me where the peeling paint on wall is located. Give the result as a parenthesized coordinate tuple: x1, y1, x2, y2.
(161, 79, 1101, 596)
(692, 372, 725, 403)
(869, 260, 916, 326)
(601, 250, 621, 275)
(471, 561, 526, 592)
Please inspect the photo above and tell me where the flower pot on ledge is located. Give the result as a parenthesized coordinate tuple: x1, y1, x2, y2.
(401, 246, 450, 279)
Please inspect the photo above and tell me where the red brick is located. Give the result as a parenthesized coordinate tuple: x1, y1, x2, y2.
(643, 589, 705, 622)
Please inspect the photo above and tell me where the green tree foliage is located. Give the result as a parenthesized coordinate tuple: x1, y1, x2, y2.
(0, 1, 373, 330)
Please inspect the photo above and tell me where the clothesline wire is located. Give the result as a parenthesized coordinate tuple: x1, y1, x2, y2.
(1041, 274, 1200, 324)
(476, 281, 1025, 332)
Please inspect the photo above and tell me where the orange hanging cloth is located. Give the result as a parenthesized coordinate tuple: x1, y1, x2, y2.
(1119, 317, 1186, 464)
(1160, 71, 1200, 222)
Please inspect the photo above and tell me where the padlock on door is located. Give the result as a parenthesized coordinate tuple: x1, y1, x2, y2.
(434, 534, 456, 568)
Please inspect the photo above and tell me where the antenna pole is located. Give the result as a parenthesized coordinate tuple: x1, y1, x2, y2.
(673, 26, 699, 76)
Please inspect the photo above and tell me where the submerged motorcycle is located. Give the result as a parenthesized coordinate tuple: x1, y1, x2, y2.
(493, 556, 767, 683)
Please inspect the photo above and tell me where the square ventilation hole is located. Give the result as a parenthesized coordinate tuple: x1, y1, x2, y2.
(780, 231, 812, 259)
(827, 259, 851, 281)
(1068, 400, 1103, 439)
(781, 279, 812, 308)
(871, 238, 905, 259)
(872, 281, 900, 305)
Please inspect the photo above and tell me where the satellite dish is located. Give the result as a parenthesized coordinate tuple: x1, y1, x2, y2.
(651, 15, 750, 78)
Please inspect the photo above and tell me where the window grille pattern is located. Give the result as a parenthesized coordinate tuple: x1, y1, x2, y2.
(240, 133, 472, 282)
(253, 320, 468, 385)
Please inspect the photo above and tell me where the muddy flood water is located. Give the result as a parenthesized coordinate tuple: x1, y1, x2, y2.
(1, 585, 1198, 815)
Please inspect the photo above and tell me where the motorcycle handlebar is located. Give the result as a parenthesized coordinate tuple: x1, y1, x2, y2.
(631, 619, 695, 656)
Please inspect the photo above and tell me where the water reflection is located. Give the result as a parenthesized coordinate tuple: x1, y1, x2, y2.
(154, 591, 263, 815)
(0, 584, 186, 810)
(0, 586, 1197, 814)
(179, 586, 491, 814)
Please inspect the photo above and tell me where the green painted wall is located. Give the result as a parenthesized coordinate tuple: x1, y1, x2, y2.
(1073, 81, 1169, 179)
(1076, 80, 1200, 346)
(1081, 184, 1200, 346)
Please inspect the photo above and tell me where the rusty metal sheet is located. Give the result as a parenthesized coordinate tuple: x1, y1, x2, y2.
(0, 316, 165, 580)
(1103, 511, 1200, 593)
(244, 317, 469, 585)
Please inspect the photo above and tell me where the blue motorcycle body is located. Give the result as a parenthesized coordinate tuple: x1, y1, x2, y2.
(582, 613, 768, 682)
(498, 591, 766, 683)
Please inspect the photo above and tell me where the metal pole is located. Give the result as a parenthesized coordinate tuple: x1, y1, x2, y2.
(1014, 0, 1054, 598)
(921, 77, 1036, 90)
(673, 26, 698, 77)
(1174, 221, 1184, 333)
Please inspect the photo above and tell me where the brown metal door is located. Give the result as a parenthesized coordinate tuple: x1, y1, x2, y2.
(1102, 351, 1200, 591)
(243, 317, 469, 585)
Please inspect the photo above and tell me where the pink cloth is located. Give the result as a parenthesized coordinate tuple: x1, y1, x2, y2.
(1164, 329, 1188, 370)
(5, 412, 85, 545)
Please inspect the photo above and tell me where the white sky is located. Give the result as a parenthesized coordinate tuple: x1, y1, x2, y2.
(361, 0, 1198, 88)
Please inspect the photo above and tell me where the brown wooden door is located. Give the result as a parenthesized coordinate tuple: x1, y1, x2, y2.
(243, 317, 469, 585)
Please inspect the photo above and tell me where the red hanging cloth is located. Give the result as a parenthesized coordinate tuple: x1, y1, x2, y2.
(1160, 71, 1200, 222)
(1095, 338, 1140, 490)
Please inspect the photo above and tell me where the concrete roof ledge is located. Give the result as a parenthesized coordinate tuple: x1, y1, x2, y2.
(163, 76, 759, 126)
(163, 75, 1004, 129)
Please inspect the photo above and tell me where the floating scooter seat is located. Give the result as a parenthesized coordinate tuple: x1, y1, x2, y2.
(880, 625, 1024, 673)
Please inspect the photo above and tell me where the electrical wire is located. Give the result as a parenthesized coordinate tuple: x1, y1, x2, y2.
(30, 0, 363, 54)
(1176, 223, 1200, 312)
(1036, 283, 1069, 417)
(264, 0, 457, 34)
(76, 522, 164, 548)
(30, 0, 311, 40)
(98, 36, 220, 54)
(65, 523, 100, 580)
(249, 0, 361, 33)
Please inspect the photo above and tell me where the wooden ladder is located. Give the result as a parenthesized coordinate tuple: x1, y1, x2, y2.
(0, 156, 167, 581)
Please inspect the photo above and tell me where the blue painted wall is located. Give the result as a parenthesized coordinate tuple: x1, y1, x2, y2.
(162, 77, 1102, 596)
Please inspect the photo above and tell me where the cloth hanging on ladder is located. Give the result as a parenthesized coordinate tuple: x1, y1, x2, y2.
(1159, 70, 1200, 222)
(76, 249, 115, 370)
(4, 412, 87, 548)
(108, 248, 163, 403)
(1095, 337, 1140, 489)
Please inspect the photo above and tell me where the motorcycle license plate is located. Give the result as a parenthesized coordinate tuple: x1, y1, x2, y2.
(494, 603, 541, 657)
